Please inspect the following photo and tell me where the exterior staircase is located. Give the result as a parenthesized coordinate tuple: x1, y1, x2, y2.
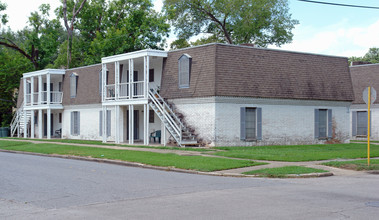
(148, 89, 198, 147)
(10, 102, 31, 137)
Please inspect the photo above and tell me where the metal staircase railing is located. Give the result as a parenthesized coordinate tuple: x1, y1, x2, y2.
(10, 102, 31, 137)
(149, 89, 183, 146)
(148, 88, 198, 147)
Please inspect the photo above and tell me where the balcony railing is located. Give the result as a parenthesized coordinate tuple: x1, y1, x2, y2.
(104, 81, 145, 101)
(25, 91, 63, 106)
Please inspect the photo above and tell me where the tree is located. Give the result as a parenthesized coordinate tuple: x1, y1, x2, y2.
(0, 0, 7, 27)
(163, 0, 298, 47)
(60, 0, 87, 68)
(170, 38, 190, 50)
(350, 47, 379, 64)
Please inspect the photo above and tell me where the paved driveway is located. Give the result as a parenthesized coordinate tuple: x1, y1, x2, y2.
(1, 152, 379, 219)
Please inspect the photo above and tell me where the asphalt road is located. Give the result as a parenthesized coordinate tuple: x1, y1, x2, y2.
(1, 152, 379, 220)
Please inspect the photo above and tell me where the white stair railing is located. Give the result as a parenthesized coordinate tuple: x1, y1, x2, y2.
(148, 89, 183, 146)
(10, 101, 31, 137)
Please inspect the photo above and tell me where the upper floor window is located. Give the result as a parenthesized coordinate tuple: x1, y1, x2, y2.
(149, 69, 154, 82)
(178, 54, 191, 88)
(70, 72, 78, 98)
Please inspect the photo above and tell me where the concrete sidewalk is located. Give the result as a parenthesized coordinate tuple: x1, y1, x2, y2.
(1, 138, 376, 177)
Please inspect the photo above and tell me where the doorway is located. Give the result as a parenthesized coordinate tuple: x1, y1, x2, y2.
(126, 110, 139, 140)
(43, 113, 54, 136)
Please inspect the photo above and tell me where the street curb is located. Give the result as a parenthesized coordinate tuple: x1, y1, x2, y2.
(0, 149, 333, 178)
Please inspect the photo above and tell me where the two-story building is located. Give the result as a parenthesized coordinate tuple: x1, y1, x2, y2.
(12, 43, 355, 146)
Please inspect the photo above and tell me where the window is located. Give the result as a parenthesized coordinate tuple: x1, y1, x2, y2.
(178, 54, 191, 88)
(70, 73, 78, 98)
(59, 113, 62, 123)
(99, 110, 111, 137)
(58, 82, 62, 92)
(240, 107, 262, 141)
(352, 111, 369, 136)
(70, 111, 80, 135)
(149, 69, 154, 82)
(149, 110, 154, 123)
(314, 109, 332, 139)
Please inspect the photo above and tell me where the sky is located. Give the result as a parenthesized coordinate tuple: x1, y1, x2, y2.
(2, 0, 379, 58)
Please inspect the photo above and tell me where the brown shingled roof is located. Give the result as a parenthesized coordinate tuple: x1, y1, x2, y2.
(161, 43, 354, 102)
(350, 64, 379, 104)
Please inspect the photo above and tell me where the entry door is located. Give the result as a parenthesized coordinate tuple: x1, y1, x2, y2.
(43, 113, 54, 136)
(126, 110, 139, 140)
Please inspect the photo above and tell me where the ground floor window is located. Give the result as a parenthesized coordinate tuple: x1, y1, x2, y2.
(315, 109, 332, 139)
(71, 111, 80, 136)
(149, 110, 154, 123)
(99, 110, 111, 137)
(352, 111, 369, 136)
(240, 107, 262, 141)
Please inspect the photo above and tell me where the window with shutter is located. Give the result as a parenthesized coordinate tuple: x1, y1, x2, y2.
(241, 107, 261, 141)
(315, 109, 331, 139)
(106, 110, 111, 137)
(71, 111, 80, 135)
(178, 54, 191, 88)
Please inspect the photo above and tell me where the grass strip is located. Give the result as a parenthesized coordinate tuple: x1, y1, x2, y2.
(213, 144, 378, 162)
(243, 166, 328, 178)
(0, 140, 264, 172)
(322, 159, 379, 171)
(2, 138, 211, 152)
(350, 140, 379, 143)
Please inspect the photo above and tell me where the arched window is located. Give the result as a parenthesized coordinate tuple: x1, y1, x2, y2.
(178, 54, 191, 88)
(70, 72, 78, 98)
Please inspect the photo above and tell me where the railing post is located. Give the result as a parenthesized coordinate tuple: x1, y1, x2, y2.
(30, 77, 34, 106)
(129, 59, 134, 99)
(38, 75, 42, 105)
(115, 61, 119, 101)
(47, 73, 51, 105)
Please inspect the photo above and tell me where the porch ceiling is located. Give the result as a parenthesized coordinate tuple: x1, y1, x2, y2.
(101, 49, 168, 64)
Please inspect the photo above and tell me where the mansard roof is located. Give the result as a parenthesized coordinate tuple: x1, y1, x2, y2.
(160, 43, 355, 102)
(350, 63, 379, 104)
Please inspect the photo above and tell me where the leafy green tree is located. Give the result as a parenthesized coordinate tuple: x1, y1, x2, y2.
(350, 47, 379, 64)
(163, 0, 298, 46)
(170, 38, 190, 50)
(0, 0, 7, 27)
(83, 0, 170, 65)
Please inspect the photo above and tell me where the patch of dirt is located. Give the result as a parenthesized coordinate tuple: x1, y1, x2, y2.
(339, 164, 359, 170)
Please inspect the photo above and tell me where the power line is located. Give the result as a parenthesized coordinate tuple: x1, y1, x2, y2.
(298, 0, 379, 10)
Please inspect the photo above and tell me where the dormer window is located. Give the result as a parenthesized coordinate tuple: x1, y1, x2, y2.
(178, 54, 191, 88)
(70, 72, 78, 98)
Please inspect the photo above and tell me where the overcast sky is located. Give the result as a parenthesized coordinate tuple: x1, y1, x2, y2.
(2, 0, 379, 58)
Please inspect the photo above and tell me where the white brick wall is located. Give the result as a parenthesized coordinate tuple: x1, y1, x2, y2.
(171, 97, 351, 146)
(170, 98, 216, 146)
(351, 104, 379, 140)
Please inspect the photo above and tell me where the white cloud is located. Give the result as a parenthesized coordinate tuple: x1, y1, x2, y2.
(270, 19, 379, 57)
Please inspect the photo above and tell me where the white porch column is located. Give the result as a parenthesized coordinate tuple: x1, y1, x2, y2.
(38, 110, 42, 138)
(23, 77, 27, 106)
(30, 77, 34, 106)
(47, 108, 51, 139)
(47, 73, 51, 105)
(115, 61, 119, 101)
(162, 126, 167, 146)
(145, 56, 149, 99)
(38, 75, 42, 105)
(145, 104, 150, 145)
(143, 104, 147, 145)
(30, 110, 34, 138)
(115, 105, 120, 144)
(102, 105, 107, 143)
(129, 59, 134, 99)
(23, 110, 27, 138)
(129, 105, 134, 144)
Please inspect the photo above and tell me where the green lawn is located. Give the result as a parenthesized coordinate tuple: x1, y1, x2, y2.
(242, 166, 328, 178)
(322, 159, 379, 171)
(0, 140, 264, 172)
(3, 138, 211, 152)
(213, 143, 377, 162)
